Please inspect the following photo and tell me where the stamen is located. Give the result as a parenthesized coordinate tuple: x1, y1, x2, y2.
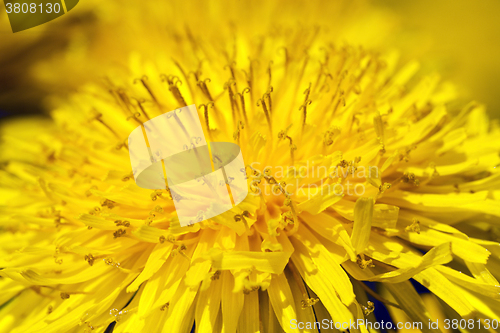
(113, 229, 126, 238)
(281, 211, 295, 226)
(323, 127, 340, 146)
(243, 286, 260, 294)
(114, 220, 130, 227)
(233, 121, 245, 143)
(356, 254, 375, 269)
(332, 90, 346, 114)
(224, 61, 238, 89)
(160, 302, 170, 311)
(159, 234, 176, 244)
(234, 210, 250, 231)
(301, 297, 320, 309)
(110, 307, 136, 322)
(299, 83, 312, 132)
(115, 89, 135, 117)
(224, 79, 239, 123)
(84, 254, 95, 266)
(264, 86, 273, 115)
(173, 60, 196, 98)
(362, 301, 375, 316)
(267, 61, 273, 88)
(246, 58, 258, 96)
(132, 98, 151, 121)
(188, 68, 201, 82)
(373, 114, 384, 142)
(278, 126, 297, 164)
(320, 72, 333, 93)
(104, 257, 121, 269)
(199, 102, 215, 140)
(160, 74, 187, 107)
(405, 218, 421, 234)
(196, 78, 214, 101)
(378, 182, 391, 194)
(240, 87, 251, 125)
(257, 96, 272, 135)
(133, 76, 159, 105)
(330, 70, 347, 107)
(60, 292, 70, 300)
(379, 144, 386, 155)
(402, 172, 420, 186)
(399, 145, 417, 162)
(116, 136, 130, 151)
(211, 270, 221, 280)
(278, 47, 289, 71)
(171, 244, 189, 261)
(92, 112, 120, 139)
(100, 199, 116, 209)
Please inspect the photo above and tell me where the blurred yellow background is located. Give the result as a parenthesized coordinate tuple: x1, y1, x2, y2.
(1, 0, 499, 118)
(374, 0, 500, 119)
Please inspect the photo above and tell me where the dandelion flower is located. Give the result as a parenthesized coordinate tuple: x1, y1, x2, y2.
(2, 18, 500, 333)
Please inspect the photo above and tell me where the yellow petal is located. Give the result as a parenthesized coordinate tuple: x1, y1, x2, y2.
(397, 216, 490, 264)
(184, 229, 217, 288)
(237, 290, 260, 333)
(351, 197, 374, 255)
(363, 243, 452, 283)
(349, 301, 370, 333)
(446, 284, 500, 320)
(292, 224, 355, 306)
(364, 232, 422, 267)
(221, 271, 244, 333)
(289, 237, 354, 324)
(372, 204, 399, 229)
(301, 211, 356, 261)
(413, 268, 475, 318)
(132, 225, 170, 243)
(195, 277, 222, 333)
(284, 268, 319, 333)
(268, 272, 297, 333)
(383, 281, 441, 333)
(208, 248, 291, 274)
(435, 266, 500, 300)
(465, 261, 499, 285)
(297, 183, 344, 215)
(163, 282, 198, 333)
(127, 242, 173, 293)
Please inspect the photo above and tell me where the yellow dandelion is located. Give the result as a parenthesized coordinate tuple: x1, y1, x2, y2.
(2, 6, 500, 333)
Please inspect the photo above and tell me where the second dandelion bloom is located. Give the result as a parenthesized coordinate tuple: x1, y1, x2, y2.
(1, 4, 500, 333)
